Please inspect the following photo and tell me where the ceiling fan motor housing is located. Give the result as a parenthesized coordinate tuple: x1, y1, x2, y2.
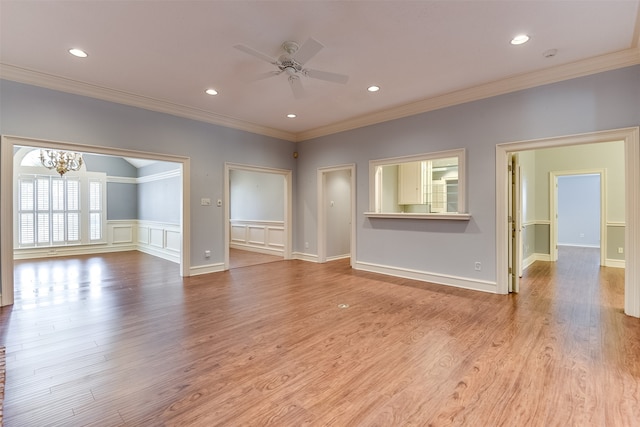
(278, 56, 303, 74)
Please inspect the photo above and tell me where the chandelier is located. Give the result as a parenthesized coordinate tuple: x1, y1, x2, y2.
(40, 149, 84, 176)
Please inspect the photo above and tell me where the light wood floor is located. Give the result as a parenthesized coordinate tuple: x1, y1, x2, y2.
(229, 248, 283, 269)
(1, 247, 637, 426)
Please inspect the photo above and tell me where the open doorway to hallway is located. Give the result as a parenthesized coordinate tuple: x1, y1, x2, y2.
(555, 173, 602, 265)
(496, 127, 638, 316)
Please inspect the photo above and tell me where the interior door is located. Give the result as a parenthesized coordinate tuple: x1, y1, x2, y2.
(508, 154, 521, 293)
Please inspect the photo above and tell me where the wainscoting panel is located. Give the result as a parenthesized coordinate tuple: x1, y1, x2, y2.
(13, 220, 138, 259)
(137, 221, 181, 263)
(111, 224, 134, 245)
(165, 230, 181, 253)
(230, 220, 285, 256)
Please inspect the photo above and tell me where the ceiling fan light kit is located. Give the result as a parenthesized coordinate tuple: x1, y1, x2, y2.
(234, 37, 349, 99)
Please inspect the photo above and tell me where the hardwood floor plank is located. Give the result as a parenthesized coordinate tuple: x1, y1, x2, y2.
(1, 248, 639, 426)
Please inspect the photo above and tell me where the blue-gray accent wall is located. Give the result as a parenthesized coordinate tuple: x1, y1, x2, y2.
(1, 64, 638, 277)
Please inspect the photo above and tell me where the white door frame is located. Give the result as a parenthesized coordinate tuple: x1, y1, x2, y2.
(496, 127, 639, 317)
(224, 162, 292, 270)
(550, 170, 606, 265)
(317, 164, 356, 266)
(0, 135, 191, 307)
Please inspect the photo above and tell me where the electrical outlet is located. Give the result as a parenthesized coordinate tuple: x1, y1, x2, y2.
(618, 247, 624, 254)
(475, 262, 481, 271)
(205, 250, 211, 258)
(305, 242, 309, 249)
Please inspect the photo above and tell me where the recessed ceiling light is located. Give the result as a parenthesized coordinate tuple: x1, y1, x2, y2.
(510, 34, 530, 45)
(286, 113, 296, 118)
(205, 88, 218, 96)
(367, 85, 380, 92)
(68, 48, 88, 58)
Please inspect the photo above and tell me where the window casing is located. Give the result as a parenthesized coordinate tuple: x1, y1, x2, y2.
(366, 148, 469, 220)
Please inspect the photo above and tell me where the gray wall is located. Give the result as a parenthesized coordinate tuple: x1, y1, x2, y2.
(83, 153, 137, 177)
(138, 177, 181, 224)
(1, 65, 638, 278)
(558, 175, 600, 247)
(1, 79, 297, 267)
(295, 65, 640, 282)
(107, 182, 138, 220)
(229, 169, 284, 222)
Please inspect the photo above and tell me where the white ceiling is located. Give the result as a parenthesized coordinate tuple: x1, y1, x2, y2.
(1, 1, 639, 142)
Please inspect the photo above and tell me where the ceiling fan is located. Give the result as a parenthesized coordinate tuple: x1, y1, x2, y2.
(234, 37, 349, 99)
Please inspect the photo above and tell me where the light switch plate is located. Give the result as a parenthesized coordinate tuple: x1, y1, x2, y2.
(201, 198, 211, 206)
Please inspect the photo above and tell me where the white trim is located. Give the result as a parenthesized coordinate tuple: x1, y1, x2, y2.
(190, 262, 225, 276)
(4, 48, 639, 143)
(326, 254, 350, 262)
(549, 169, 606, 266)
(224, 163, 293, 270)
(368, 148, 467, 214)
(496, 127, 640, 317)
(293, 252, 319, 263)
(607, 221, 626, 227)
(522, 253, 552, 270)
(354, 261, 497, 294)
(229, 244, 283, 257)
(107, 169, 180, 184)
(605, 259, 626, 269)
(107, 176, 137, 184)
(137, 220, 181, 263)
(1, 135, 191, 307)
(229, 219, 285, 256)
(13, 244, 137, 259)
(317, 164, 356, 267)
(363, 212, 471, 220)
(557, 243, 600, 249)
(522, 219, 551, 226)
(137, 169, 180, 183)
(0, 64, 297, 142)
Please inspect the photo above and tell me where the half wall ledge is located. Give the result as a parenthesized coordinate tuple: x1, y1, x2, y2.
(363, 212, 472, 220)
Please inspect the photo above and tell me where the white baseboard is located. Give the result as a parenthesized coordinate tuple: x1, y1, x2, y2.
(327, 254, 350, 262)
(13, 244, 137, 260)
(190, 262, 225, 276)
(292, 252, 319, 263)
(354, 261, 497, 294)
(522, 253, 552, 270)
(137, 245, 180, 264)
(605, 258, 626, 268)
(558, 243, 600, 248)
(230, 243, 283, 257)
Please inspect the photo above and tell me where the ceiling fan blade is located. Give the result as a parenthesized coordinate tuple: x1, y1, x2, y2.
(234, 44, 277, 64)
(305, 68, 349, 84)
(252, 70, 282, 81)
(292, 37, 324, 65)
(288, 76, 306, 99)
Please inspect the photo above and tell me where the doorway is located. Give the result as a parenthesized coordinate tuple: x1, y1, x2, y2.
(223, 163, 292, 270)
(1, 135, 191, 307)
(551, 172, 604, 265)
(317, 164, 356, 265)
(496, 127, 639, 317)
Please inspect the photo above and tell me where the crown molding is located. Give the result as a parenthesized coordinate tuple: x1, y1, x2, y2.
(0, 63, 297, 142)
(2, 46, 639, 144)
(296, 47, 640, 142)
